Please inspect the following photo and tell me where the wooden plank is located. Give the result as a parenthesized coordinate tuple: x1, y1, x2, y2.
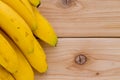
(38, 0, 120, 37)
(35, 38, 120, 80)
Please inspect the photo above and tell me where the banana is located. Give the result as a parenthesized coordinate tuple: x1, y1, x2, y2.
(0, 66, 15, 80)
(30, 38, 48, 73)
(0, 33, 18, 73)
(6, 0, 58, 46)
(1, 0, 37, 30)
(0, 1, 47, 73)
(0, 30, 34, 80)
(33, 7, 58, 46)
(28, 0, 41, 7)
(20, 0, 34, 14)
(0, 0, 34, 55)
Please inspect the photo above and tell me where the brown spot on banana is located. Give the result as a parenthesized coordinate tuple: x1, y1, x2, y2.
(25, 32, 29, 37)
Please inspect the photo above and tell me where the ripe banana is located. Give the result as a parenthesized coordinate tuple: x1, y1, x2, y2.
(0, 1, 47, 73)
(30, 38, 48, 73)
(0, 66, 15, 80)
(6, 0, 58, 46)
(0, 30, 34, 80)
(28, 0, 41, 7)
(33, 7, 58, 46)
(0, 0, 34, 55)
(20, 0, 34, 14)
(1, 0, 37, 30)
(0, 33, 18, 73)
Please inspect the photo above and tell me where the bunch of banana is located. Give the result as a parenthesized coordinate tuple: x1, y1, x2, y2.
(0, 0, 57, 80)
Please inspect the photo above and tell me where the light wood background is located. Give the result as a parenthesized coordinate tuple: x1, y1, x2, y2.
(36, 38, 120, 80)
(38, 0, 120, 37)
(36, 0, 120, 80)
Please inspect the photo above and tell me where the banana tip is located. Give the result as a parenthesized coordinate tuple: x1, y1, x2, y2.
(37, 2, 41, 8)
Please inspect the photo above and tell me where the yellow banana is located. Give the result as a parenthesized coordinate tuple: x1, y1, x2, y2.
(29, 38, 48, 73)
(8, 0, 58, 46)
(20, 0, 34, 14)
(0, 1, 34, 55)
(13, 53, 34, 80)
(33, 7, 58, 46)
(0, 1, 47, 73)
(0, 66, 15, 80)
(0, 30, 34, 80)
(28, 0, 41, 7)
(1, 0, 37, 30)
(0, 33, 18, 73)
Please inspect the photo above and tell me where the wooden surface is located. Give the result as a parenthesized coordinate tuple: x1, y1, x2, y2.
(35, 38, 120, 80)
(38, 0, 120, 37)
(36, 0, 120, 80)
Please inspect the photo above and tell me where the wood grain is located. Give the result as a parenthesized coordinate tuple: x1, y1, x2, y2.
(38, 0, 120, 37)
(35, 38, 120, 80)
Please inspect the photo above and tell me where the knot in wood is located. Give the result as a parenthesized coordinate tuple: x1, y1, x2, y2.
(75, 54, 87, 65)
(58, 0, 76, 8)
(62, 0, 71, 5)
